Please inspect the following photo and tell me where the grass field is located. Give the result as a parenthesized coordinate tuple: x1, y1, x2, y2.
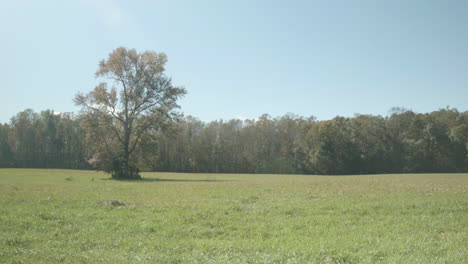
(0, 169, 467, 263)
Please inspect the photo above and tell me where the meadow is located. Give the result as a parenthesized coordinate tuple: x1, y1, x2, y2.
(0, 169, 466, 263)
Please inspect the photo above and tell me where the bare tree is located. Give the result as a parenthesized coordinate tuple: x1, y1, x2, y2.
(74, 47, 186, 179)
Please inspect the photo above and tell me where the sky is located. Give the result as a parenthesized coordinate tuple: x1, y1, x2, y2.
(0, 0, 467, 123)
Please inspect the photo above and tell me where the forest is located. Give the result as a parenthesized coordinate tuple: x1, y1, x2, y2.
(0, 107, 466, 175)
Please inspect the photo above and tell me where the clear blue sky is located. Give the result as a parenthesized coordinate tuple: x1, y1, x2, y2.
(1, 0, 467, 123)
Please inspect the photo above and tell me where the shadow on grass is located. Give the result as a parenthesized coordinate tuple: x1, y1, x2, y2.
(101, 178, 233, 183)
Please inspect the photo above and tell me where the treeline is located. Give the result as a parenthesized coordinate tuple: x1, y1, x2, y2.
(0, 109, 90, 169)
(0, 108, 467, 174)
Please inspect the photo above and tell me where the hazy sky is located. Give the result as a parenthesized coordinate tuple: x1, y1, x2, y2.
(1, 0, 467, 123)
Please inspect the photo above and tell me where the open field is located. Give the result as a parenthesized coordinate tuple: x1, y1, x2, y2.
(0, 169, 467, 263)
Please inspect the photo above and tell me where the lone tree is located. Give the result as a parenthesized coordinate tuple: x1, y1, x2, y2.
(75, 47, 186, 179)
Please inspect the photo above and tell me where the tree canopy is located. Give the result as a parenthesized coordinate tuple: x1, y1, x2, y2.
(74, 47, 186, 179)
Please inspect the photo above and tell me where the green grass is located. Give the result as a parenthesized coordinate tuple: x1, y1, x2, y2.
(0, 169, 467, 263)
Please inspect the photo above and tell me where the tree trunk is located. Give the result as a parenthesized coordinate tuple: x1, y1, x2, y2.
(115, 124, 140, 179)
(121, 128, 131, 178)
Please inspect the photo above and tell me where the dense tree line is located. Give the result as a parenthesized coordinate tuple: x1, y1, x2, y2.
(0, 108, 467, 174)
(0, 109, 90, 169)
